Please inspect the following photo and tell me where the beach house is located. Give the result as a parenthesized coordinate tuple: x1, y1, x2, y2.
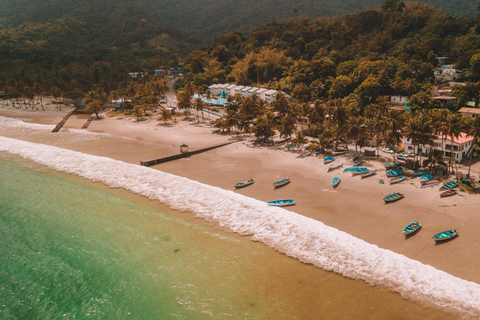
(262, 89, 278, 104)
(459, 107, 480, 118)
(403, 133, 474, 163)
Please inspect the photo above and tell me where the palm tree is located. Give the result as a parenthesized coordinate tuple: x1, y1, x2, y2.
(252, 111, 277, 143)
(278, 117, 295, 140)
(193, 97, 205, 122)
(157, 109, 173, 124)
(292, 131, 308, 152)
(423, 149, 448, 174)
(441, 113, 464, 173)
(344, 116, 368, 152)
(465, 116, 480, 177)
(402, 115, 432, 168)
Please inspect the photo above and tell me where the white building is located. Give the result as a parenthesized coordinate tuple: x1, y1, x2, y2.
(208, 84, 220, 95)
(459, 107, 480, 118)
(262, 89, 278, 104)
(240, 86, 253, 96)
(231, 85, 246, 97)
(390, 95, 408, 106)
(403, 133, 474, 163)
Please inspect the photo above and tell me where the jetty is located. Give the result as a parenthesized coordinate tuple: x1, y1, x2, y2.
(140, 141, 237, 166)
(52, 107, 79, 132)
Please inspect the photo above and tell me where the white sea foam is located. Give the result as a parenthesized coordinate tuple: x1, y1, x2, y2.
(1, 134, 480, 317)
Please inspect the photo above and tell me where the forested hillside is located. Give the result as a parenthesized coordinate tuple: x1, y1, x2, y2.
(0, 3, 201, 98)
(0, 0, 478, 40)
(180, 0, 480, 111)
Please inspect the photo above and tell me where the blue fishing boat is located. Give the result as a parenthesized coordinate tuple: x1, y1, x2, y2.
(351, 167, 369, 176)
(273, 178, 290, 188)
(419, 173, 433, 183)
(314, 149, 324, 155)
(353, 158, 363, 166)
(234, 179, 254, 189)
(383, 192, 404, 203)
(390, 175, 406, 184)
(403, 221, 421, 235)
(267, 199, 295, 207)
(323, 156, 335, 164)
(331, 177, 341, 188)
(407, 170, 428, 177)
(384, 162, 399, 169)
(343, 166, 358, 172)
(386, 169, 404, 177)
(361, 170, 376, 178)
(433, 229, 458, 242)
(439, 181, 458, 191)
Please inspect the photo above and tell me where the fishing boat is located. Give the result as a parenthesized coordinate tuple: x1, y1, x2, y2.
(396, 154, 411, 161)
(419, 173, 433, 183)
(382, 148, 394, 153)
(420, 180, 439, 188)
(384, 162, 400, 169)
(353, 158, 363, 166)
(361, 170, 376, 178)
(343, 166, 358, 172)
(314, 149, 324, 155)
(403, 221, 421, 235)
(407, 170, 428, 177)
(328, 162, 343, 172)
(273, 178, 290, 188)
(390, 175, 406, 184)
(351, 167, 369, 176)
(267, 199, 295, 207)
(331, 149, 347, 155)
(234, 179, 254, 189)
(323, 156, 335, 164)
(386, 169, 404, 177)
(331, 177, 341, 188)
(383, 192, 404, 203)
(433, 229, 458, 242)
(440, 190, 457, 197)
(439, 181, 458, 191)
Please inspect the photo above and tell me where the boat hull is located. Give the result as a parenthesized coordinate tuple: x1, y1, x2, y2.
(331, 177, 341, 188)
(234, 179, 254, 189)
(384, 193, 404, 203)
(403, 222, 421, 235)
(273, 178, 290, 188)
(433, 230, 458, 242)
(361, 170, 376, 178)
(267, 199, 295, 207)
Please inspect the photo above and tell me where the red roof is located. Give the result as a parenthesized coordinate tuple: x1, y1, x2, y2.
(437, 133, 474, 145)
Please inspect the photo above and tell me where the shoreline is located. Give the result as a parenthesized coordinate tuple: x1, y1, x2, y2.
(2, 103, 480, 316)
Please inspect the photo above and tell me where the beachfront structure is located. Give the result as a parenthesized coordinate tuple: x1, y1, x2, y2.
(248, 87, 261, 95)
(254, 88, 268, 98)
(403, 133, 474, 163)
(231, 85, 246, 96)
(240, 86, 253, 96)
(262, 89, 278, 104)
(432, 95, 456, 109)
(459, 107, 480, 118)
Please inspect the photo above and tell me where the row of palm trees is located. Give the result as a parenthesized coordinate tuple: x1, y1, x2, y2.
(175, 83, 480, 177)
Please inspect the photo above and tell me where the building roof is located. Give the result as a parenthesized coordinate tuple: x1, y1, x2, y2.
(241, 86, 252, 92)
(255, 88, 267, 94)
(248, 87, 260, 92)
(218, 84, 229, 89)
(437, 133, 474, 145)
(432, 96, 457, 100)
(225, 84, 237, 89)
(459, 107, 480, 115)
(233, 85, 246, 91)
(264, 89, 278, 95)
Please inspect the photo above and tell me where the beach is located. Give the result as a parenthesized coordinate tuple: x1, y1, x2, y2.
(1, 101, 480, 318)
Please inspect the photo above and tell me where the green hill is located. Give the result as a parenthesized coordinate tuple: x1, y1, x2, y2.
(0, 0, 478, 40)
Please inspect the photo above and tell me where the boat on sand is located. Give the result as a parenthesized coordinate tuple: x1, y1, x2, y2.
(267, 199, 295, 207)
(439, 181, 458, 191)
(234, 179, 254, 189)
(328, 162, 343, 172)
(331, 177, 341, 188)
(323, 156, 335, 164)
(390, 175, 406, 184)
(433, 229, 458, 242)
(440, 190, 457, 197)
(403, 221, 421, 235)
(384, 192, 404, 203)
(273, 178, 290, 188)
(361, 170, 376, 178)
